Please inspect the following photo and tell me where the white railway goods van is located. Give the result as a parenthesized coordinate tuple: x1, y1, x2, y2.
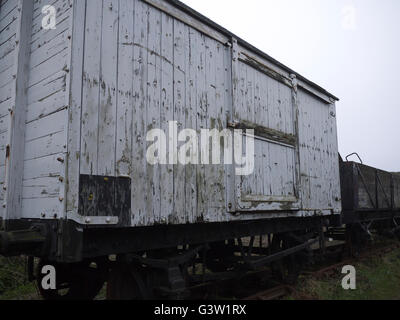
(0, 0, 341, 266)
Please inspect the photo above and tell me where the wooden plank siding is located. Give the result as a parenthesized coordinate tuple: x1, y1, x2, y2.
(0, 0, 20, 218)
(297, 89, 341, 213)
(234, 60, 296, 204)
(340, 163, 400, 212)
(69, 0, 341, 226)
(76, 0, 232, 226)
(21, 0, 72, 219)
(394, 174, 400, 209)
(0, 0, 342, 227)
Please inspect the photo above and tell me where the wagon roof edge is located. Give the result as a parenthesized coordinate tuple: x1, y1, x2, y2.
(166, 0, 340, 102)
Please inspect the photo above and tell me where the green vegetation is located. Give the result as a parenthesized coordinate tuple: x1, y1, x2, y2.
(2, 246, 400, 300)
(0, 256, 39, 300)
(0, 256, 107, 300)
(288, 246, 400, 300)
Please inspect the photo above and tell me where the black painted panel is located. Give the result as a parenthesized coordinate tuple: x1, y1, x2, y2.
(79, 175, 131, 225)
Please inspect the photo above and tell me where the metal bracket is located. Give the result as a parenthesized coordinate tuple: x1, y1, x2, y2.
(67, 212, 119, 226)
(246, 238, 319, 270)
(346, 152, 363, 164)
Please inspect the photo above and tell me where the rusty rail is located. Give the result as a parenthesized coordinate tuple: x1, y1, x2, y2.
(244, 285, 293, 301)
(242, 242, 400, 300)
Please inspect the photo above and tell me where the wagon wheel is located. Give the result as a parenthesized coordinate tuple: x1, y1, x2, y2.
(346, 224, 369, 257)
(202, 240, 237, 273)
(107, 263, 151, 300)
(37, 258, 108, 300)
(270, 234, 303, 285)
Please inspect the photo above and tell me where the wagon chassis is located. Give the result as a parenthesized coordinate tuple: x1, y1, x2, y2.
(2, 206, 400, 299)
(1, 216, 325, 260)
(0, 215, 330, 299)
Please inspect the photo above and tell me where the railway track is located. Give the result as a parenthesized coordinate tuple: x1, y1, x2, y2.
(241, 241, 400, 300)
(244, 285, 294, 301)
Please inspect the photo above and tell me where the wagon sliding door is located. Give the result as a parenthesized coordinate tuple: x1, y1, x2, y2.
(229, 42, 301, 212)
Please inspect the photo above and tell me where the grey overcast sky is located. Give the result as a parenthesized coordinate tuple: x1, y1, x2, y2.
(181, 0, 400, 172)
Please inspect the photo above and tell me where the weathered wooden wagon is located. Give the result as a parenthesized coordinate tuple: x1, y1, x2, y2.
(341, 158, 400, 222)
(0, 0, 343, 299)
